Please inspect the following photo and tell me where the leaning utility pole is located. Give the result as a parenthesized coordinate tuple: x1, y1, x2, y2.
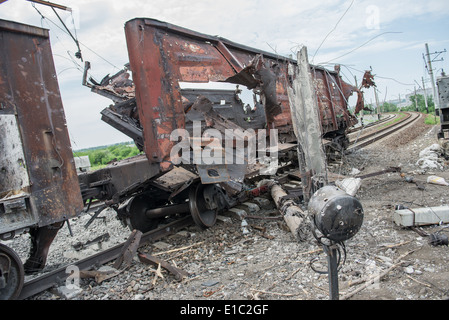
(374, 87, 380, 114)
(414, 86, 418, 112)
(424, 43, 439, 111)
(422, 77, 429, 114)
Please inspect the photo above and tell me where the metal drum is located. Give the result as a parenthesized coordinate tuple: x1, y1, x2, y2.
(308, 185, 364, 242)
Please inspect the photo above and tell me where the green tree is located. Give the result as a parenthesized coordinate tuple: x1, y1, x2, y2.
(89, 149, 109, 165)
(381, 102, 398, 113)
(74, 141, 143, 169)
(120, 147, 132, 158)
(406, 94, 435, 114)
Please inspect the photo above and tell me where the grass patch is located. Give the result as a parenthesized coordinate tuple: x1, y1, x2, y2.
(424, 113, 440, 125)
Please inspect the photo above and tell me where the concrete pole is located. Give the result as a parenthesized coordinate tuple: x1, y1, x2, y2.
(414, 86, 418, 112)
(374, 87, 380, 115)
(422, 77, 429, 113)
(425, 43, 439, 111)
(286, 46, 328, 203)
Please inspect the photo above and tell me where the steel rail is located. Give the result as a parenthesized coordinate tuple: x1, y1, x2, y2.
(347, 113, 396, 135)
(348, 113, 409, 144)
(18, 215, 193, 300)
(347, 112, 421, 152)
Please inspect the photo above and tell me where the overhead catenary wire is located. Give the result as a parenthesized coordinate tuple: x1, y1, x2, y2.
(30, 1, 82, 60)
(50, 6, 82, 61)
(318, 31, 403, 65)
(31, 5, 101, 85)
(30, 2, 124, 150)
(30, 3, 120, 71)
(324, 63, 416, 88)
(311, 0, 355, 64)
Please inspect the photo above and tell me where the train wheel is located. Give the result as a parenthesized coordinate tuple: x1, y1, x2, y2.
(0, 243, 24, 300)
(188, 183, 219, 229)
(124, 194, 164, 233)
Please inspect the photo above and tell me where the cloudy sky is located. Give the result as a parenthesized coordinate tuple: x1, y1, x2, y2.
(1, 0, 448, 149)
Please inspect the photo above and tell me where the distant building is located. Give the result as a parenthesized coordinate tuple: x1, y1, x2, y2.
(74, 156, 91, 173)
(387, 89, 434, 110)
(386, 98, 408, 109)
(405, 88, 434, 105)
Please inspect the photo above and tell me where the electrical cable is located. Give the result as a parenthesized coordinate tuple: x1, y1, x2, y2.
(319, 31, 403, 65)
(31, 3, 120, 70)
(311, 0, 355, 64)
(337, 63, 416, 87)
(50, 6, 82, 60)
(309, 240, 347, 274)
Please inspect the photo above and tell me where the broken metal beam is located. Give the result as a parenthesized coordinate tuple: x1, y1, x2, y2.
(356, 167, 401, 179)
(72, 233, 110, 251)
(113, 229, 142, 269)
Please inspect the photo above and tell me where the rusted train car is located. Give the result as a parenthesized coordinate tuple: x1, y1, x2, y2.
(0, 17, 365, 299)
(80, 17, 363, 232)
(0, 19, 84, 299)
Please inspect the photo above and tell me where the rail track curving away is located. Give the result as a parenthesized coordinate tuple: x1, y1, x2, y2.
(346, 112, 422, 152)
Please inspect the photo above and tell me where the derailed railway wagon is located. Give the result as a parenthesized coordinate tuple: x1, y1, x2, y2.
(80, 17, 364, 232)
(1, 17, 366, 300)
(0, 19, 84, 299)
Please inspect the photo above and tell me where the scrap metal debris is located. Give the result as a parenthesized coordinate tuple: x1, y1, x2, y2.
(138, 253, 190, 281)
(72, 233, 110, 251)
(113, 229, 142, 270)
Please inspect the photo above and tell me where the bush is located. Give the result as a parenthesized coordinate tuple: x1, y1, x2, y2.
(74, 142, 142, 169)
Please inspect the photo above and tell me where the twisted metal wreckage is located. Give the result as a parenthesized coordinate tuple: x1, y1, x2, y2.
(1, 17, 373, 299)
(79, 17, 372, 225)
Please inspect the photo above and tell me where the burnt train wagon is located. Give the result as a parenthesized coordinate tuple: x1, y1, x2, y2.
(0, 19, 84, 299)
(80, 17, 363, 231)
(1, 17, 366, 299)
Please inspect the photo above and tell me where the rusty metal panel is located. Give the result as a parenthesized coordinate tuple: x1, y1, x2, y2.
(124, 18, 283, 167)
(0, 19, 83, 233)
(124, 18, 232, 168)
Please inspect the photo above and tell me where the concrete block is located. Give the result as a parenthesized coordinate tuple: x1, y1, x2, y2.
(216, 215, 232, 224)
(394, 206, 449, 227)
(176, 230, 190, 237)
(52, 285, 83, 299)
(152, 241, 171, 250)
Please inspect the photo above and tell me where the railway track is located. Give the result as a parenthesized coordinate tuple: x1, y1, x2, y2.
(347, 112, 421, 152)
(18, 215, 194, 300)
(347, 113, 396, 135)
